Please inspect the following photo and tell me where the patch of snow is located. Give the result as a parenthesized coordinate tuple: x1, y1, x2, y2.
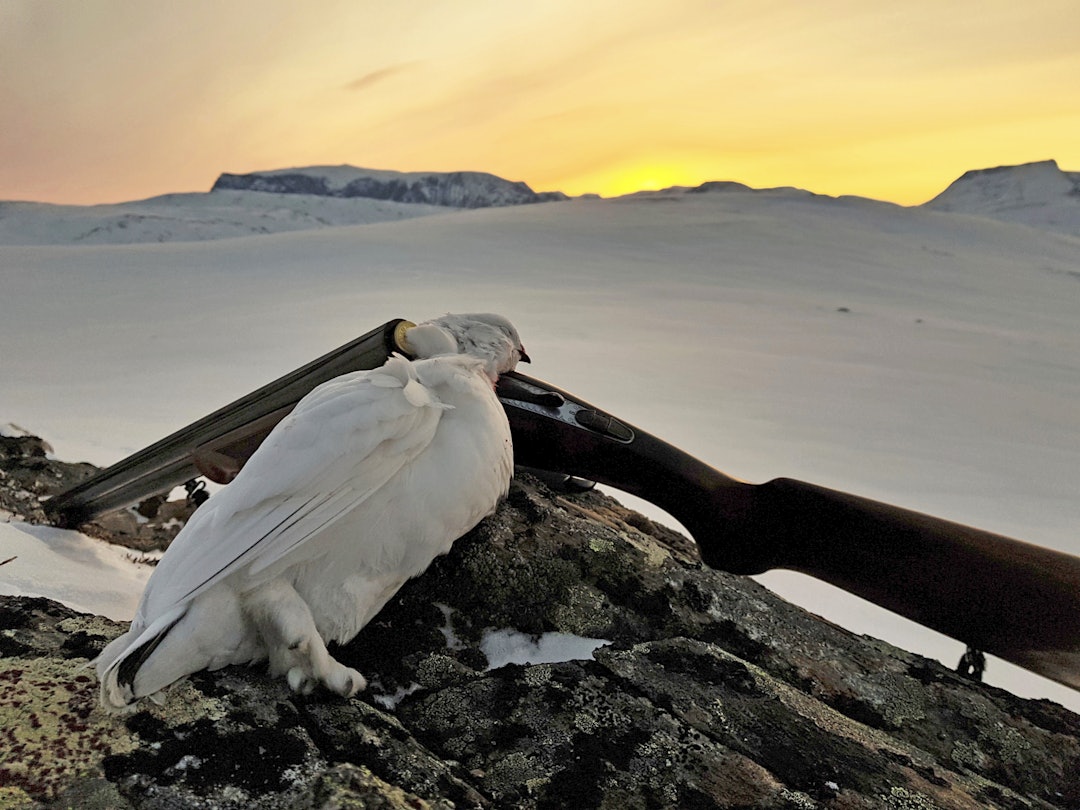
(171, 754, 203, 771)
(434, 602, 466, 650)
(0, 521, 151, 620)
(480, 628, 611, 670)
(372, 682, 423, 710)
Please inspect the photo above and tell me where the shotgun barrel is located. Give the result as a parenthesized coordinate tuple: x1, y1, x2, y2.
(43, 319, 412, 528)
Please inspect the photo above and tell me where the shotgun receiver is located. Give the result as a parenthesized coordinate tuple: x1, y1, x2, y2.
(43, 319, 1080, 690)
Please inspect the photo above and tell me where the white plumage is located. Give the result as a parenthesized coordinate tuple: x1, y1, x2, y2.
(96, 313, 527, 711)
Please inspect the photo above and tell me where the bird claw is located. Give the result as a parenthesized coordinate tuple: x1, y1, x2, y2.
(322, 661, 366, 697)
(337, 667, 367, 697)
(286, 666, 315, 695)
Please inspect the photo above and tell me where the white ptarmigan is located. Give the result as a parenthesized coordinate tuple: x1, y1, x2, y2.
(96, 313, 528, 711)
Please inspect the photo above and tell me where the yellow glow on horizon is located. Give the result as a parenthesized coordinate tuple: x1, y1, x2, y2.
(2, 1, 1079, 206)
(577, 164, 716, 198)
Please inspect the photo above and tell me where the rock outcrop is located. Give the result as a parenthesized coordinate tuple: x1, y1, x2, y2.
(0, 432, 97, 526)
(212, 167, 569, 209)
(2, 435, 1079, 808)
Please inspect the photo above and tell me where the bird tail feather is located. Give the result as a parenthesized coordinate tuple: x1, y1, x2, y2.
(96, 605, 187, 712)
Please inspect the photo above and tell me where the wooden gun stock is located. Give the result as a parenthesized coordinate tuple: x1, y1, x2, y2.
(497, 371, 1080, 690)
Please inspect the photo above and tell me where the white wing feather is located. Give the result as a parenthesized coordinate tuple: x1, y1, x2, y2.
(134, 356, 449, 626)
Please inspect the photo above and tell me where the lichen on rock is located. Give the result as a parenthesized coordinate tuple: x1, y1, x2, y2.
(1, 438, 1079, 808)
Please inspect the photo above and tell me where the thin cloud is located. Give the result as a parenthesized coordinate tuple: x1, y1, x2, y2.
(343, 62, 420, 93)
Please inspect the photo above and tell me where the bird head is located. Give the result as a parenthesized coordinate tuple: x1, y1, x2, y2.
(408, 313, 529, 381)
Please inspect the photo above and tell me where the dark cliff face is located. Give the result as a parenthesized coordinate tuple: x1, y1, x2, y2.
(211, 168, 569, 209)
(2, 437, 1080, 809)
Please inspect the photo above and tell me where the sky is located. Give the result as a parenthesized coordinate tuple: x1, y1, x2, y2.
(2, 0, 1079, 206)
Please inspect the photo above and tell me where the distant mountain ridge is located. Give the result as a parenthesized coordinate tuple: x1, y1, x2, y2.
(922, 159, 1080, 237)
(620, 179, 816, 200)
(4, 160, 1078, 246)
(213, 165, 569, 209)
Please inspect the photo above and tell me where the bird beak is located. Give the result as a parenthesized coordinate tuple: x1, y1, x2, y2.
(518, 347, 531, 364)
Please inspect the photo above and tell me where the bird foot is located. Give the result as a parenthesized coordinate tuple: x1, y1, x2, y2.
(285, 659, 366, 698)
(247, 579, 367, 699)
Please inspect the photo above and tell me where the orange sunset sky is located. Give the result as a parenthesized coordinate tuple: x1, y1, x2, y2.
(2, 0, 1078, 207)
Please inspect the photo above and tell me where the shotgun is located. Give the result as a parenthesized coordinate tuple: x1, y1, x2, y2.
(43, 319, 1080, 690)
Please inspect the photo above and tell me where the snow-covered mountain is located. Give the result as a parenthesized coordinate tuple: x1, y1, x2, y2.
(7, 160, 1079, 247)
(213, 165, 569, 208)
(922, 159, 1080, 237)
(0, 190, 449, 246)
(0, 166, 570, 246)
